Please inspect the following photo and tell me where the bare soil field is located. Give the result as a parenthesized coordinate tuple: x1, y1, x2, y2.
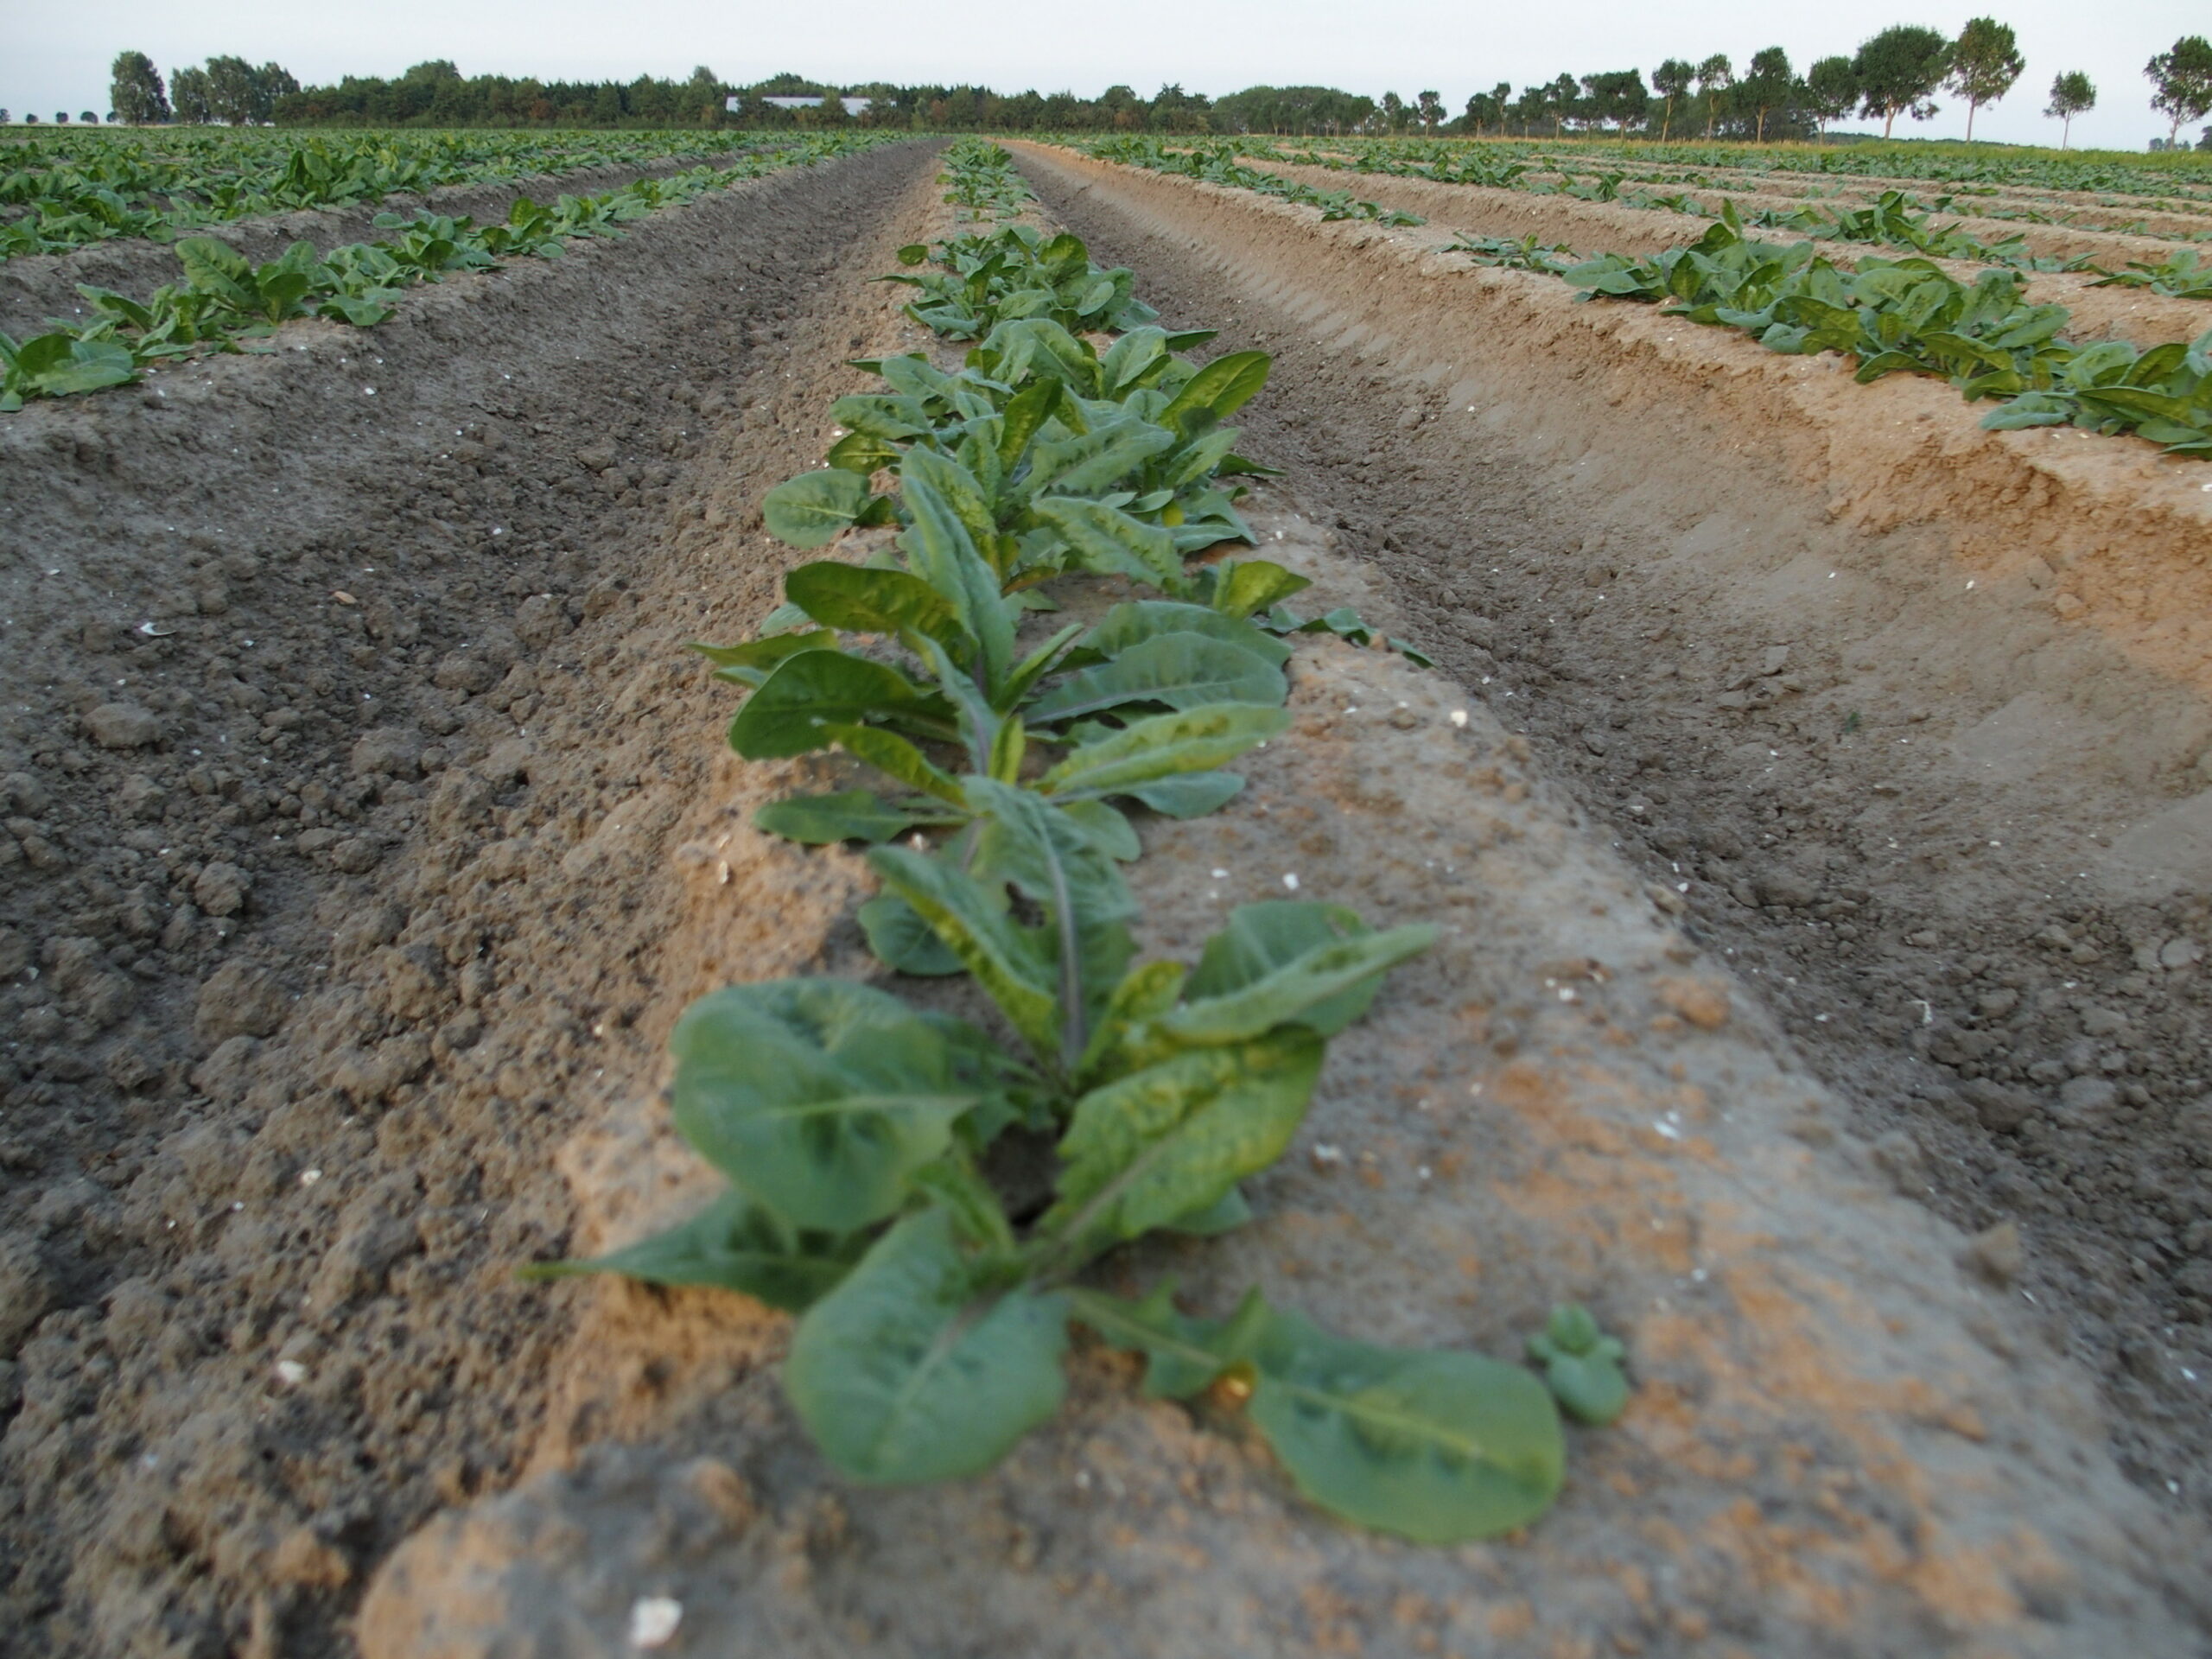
(0, 137, 941, 1656)
(5, 132, 2212, 1659)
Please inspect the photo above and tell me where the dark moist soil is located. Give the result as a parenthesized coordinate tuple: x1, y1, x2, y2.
(0, 137, 941, 1659)
(1022, 155, 2212, 1520)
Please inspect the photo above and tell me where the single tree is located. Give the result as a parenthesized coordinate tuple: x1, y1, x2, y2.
(2043, 70, 2094, 149)
(1463, 82, 1510, 135)
(1651, 59, 1694, 140)
(1580, 70, 1649, 136)
(0, 111, 10, 124)
(2145, 36, 2212, 149)
(1742, 47, 1792, 142)
(252, 62, 299, 123)
(203, 55, 257, 124)
(1695, 54, 1733, 137)
(1805, 55, 1859, 141)
(1548, 73, 1579, 136)
(1417, 90, 1444, 131)
(170, 66, 211, 124)
(55, 111, 68, 124)
(1947, 16, 2024, 140)
(1379, 90, 1405, 133)
(110, 50, 168, 124)
(1853, 25, 1950, 138)
(1510, 84, 1550, 137)
(79, 111, 98, 124)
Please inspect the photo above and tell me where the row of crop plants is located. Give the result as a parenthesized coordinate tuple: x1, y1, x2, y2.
(0, 126, 823, 258)
(1097, 135, 2212, 298)
(526, 138, 1627, 1541)
(1281, 131, 2212, 209)
(0, 133, 902, 409)
(1080, 138, 2212, 458)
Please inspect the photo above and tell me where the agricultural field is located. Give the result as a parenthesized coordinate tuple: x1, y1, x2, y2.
(2, 126, 2211, 1659)
(0, 126, 819, 257)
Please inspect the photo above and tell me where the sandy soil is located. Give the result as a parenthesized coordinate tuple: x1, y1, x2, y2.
(0, 137, 942, 1656)
(1236, 157, 2209, 350)
(1007, 142, 2212, 1517)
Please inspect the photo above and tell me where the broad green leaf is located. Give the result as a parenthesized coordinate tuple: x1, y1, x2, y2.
(693, 628, 837, 688)
(175, 236, 255, 307)
(1165, 1185, 1252, 1236)
(1213, 561, 1313, 620)
(1172, 909, 1436, 1043)
(1028, 633, 1286, 724)
(1160, 349, 1272, 431)
(995, 621, 1085, 712)
(785, 563, 963, 651)
(22, 338, 136, 395)
(869, 842, 1062, 1063)
(996, 375, 1064, 471)
(1243, 1304, 1564, 1544)
(1129, 772, 1246, 818)
(1068, 1281, 1248, 1400)
(821, 723, 966, 804)
(1040, 703, 1290, 799)
(728, 649, 943, 760)
(785, 1210, 1070, 1484)
(1101, 326, 1173, 392)
(966, 778, 1139, 1056)
(1031, 497, 1180, 589)
(670, 980, 990, 1232)
(1045, 1030, 1322, 1256)
(522, 1190, 861, 1312)
(1071, 603, 1292, 670)
(764, 469, 877, 548)
(901, 453, 1016, 690)
(830, 391, 934, 442)
(828, 429, 900, 474)
(1027, 418, 1178, 495)
(859, 892, 967, 976)
(754, 789, 954, 845)
(1058, 798, 1141, 861)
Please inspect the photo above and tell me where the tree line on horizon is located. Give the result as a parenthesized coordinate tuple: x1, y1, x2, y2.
(57, 31, 2212, 153)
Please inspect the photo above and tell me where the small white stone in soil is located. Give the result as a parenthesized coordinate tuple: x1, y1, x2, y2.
(275, 1360, 308, 1388)
(299, 1169, 321, 1186)
(1449, 709, 1468, 727)
(1281, 873, 1300, 891)
(628, 1596, 683, 1649)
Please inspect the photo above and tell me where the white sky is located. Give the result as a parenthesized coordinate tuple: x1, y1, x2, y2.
(3, 0, 2205, 152)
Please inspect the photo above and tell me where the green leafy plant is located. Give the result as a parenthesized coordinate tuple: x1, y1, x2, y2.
(1, 134, 899, 410)
(1527, 1304, 1630, 1426)
(529, 141, 1611, 1543)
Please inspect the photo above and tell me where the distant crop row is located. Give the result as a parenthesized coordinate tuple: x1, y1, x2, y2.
(0, 135, 899, 409)
(1125, 137, 2212, 296)
(1267, 132, 2212, 215)
(0, 126, 810, 260)
(1087, 138, 2212, 457)
(527, 139, 1626, 1540)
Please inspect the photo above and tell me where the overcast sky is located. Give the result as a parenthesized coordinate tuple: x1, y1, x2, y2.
(4, 0, 2205, 151)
